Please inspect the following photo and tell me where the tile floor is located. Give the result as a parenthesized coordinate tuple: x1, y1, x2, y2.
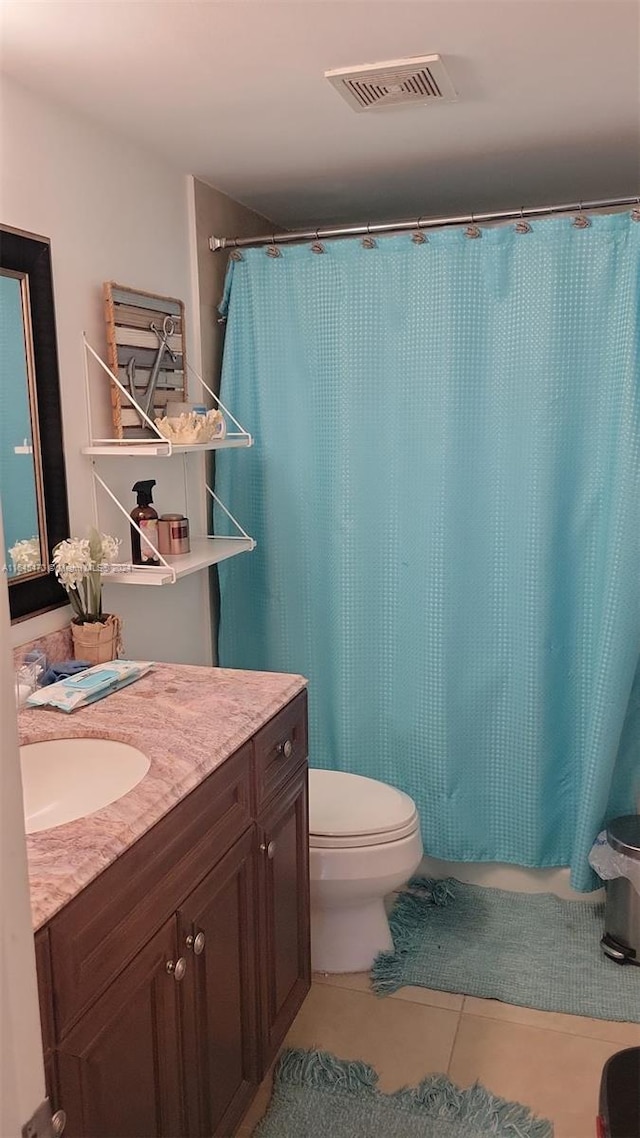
(238, 971, 640, 1138)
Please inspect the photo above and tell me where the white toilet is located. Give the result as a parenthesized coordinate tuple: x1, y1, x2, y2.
(308, 768, 423, 973)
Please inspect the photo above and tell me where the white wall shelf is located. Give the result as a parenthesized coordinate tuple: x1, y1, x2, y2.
(82, 438, 251, 457)
(83, 335, 252, 455)
(102, 536, 255, 586)
(83, 336, 255, 586)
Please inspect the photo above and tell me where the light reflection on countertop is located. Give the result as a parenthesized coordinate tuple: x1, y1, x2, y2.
(20, 662, 307, 930)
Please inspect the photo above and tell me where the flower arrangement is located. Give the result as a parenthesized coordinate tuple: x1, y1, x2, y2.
(8, 535, 42, 576)
(52, 528, 120, 622)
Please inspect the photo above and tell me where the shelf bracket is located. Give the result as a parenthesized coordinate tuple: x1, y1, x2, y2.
(91, 469, 177, 584)
(83, 335, 174, 453)
(205, 484, 255, 549)
(82, 335, 252, 451)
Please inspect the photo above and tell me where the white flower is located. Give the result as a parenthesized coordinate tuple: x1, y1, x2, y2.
(99, 533, 120, 564)
(52, 530, 121, 620)
(9, 536, 41, 574)
(52, 538, 92, 590)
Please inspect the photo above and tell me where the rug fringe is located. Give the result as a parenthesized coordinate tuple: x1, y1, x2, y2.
(275, 1047, 379, 1092)
(370, 878, 455, 994)
(401, 1076, 553, 1137)
(275, 1050, 553, 1137)
(409, 875, 456, 906)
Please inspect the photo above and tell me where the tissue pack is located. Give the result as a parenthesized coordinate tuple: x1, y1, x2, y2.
(26, 660, 153, 713)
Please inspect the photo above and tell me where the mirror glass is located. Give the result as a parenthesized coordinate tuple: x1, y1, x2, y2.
(0, 269, 47, 579)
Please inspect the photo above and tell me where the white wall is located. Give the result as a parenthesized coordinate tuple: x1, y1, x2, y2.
(1, 76, 211, 664)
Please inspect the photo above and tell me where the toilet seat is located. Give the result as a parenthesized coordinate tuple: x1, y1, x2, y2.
(309, 769, 419, 849)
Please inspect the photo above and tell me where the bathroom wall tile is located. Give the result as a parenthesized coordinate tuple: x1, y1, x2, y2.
(449, 1013, 622, 1138)
(463, 995, 640, 1046)
(314, 970, 464, 1011)
(284, 982, 460, 1092)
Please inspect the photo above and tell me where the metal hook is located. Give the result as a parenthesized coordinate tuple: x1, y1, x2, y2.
(311, 229, 326, 254)
(465, 212, 481, 239)
(412, 217, 427, 244)
(515, 206, 532, 234)
(572, 204, 590, 229)
(266, 234, 281, 257)
(631, 197, 640, 222)
(362, 222, 376, 249)
(229, 249, 244, 261)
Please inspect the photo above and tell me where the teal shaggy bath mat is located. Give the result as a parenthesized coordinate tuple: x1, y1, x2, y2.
(254, 1048, 553, 1138)
(371, 878, 640, 1023)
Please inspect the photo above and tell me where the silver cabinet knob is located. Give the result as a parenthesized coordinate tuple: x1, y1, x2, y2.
(260, 839, 276, 859)
(166, 957, 187, 981)
(278, 739, 293, 758)
(186, 931, 206, 955)
(52, 1110, 66, 1137)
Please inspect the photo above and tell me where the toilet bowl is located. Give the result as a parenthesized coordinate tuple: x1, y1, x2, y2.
(308, 769, 423, 973)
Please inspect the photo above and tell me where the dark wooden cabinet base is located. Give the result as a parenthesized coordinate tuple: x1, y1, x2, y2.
(258, 768, 311, 1068)
(57, 918, 184, 1138)
(180, 828, 258, 1137)
(36, 690, 309, 1138)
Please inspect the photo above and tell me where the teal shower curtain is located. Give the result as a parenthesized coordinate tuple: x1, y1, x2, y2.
(216, 211, 640, 890)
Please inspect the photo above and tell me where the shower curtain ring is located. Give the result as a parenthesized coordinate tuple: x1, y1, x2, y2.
(573, 203, 590, 229)
(311, 228, 326, 254)
(515, 206, 532, 234)
(412, 217, 427, 244)
(632, 198, 640, 222)
(266, 234, 281, 257)
(465, 212, 481, 239)
(362, 222, 376, 249)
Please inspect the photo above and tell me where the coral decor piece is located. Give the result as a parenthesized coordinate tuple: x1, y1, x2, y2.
(154, 408, 226, 445)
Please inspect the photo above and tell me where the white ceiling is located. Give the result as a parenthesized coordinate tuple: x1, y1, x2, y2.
(1, 0, 638, 228)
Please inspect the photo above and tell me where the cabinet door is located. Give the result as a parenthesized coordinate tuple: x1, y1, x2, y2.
(257, 768, 311, 1068)
(56, 917, 184, 1138)
(179, 827, 259, 1138)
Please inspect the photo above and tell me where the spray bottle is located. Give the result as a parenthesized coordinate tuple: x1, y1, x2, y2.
(130, 480, 160, 565)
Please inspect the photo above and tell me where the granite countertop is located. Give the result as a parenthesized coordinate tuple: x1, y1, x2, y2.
(19, 662, 307, 930)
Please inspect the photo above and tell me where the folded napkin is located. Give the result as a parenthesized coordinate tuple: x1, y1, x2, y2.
(26, 660, 154, 713)
(41, 659, 91, 687)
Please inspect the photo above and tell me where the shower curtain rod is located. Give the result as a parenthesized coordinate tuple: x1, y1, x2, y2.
(209, 194, 639, 252)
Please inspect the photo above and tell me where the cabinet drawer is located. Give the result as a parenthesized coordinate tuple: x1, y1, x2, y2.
(49, 743, 252, 1037)
(253, 691, 308, 810)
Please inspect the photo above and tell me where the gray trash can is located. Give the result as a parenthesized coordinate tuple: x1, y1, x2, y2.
(601, 816, 640, 967)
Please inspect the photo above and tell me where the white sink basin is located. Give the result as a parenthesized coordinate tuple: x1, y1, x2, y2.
(21, 738, 150, 834)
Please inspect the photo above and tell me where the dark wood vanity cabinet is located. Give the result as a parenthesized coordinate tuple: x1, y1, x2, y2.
(257, 768, 310, 1067)
(179, 828, 259, 1137)
(56, 917, 185, 1138)
(36, 690, 309, 1138)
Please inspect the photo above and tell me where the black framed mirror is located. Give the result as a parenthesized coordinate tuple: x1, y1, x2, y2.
(0, 225, 70, 621)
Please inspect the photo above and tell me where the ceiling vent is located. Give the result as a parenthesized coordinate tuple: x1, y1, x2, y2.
(325, 54, 457, 112)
